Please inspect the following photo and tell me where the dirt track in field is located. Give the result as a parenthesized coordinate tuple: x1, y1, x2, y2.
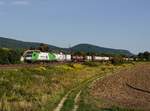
(72, 91, 81, 111)
(91, 63, 150, 110)
(53, 91, 71, 111)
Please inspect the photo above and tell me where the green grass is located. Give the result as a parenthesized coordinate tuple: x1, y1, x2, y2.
(0, 62, 136, 111)
(0, 63, 103, 111)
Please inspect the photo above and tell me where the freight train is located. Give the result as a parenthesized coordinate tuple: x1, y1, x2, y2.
(21, 50, 111, 63)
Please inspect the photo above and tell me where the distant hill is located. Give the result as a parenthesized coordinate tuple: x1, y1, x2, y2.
(0, 37, 61, 51)
(71, 44, 133, 56)
(0, 37, 133, 56)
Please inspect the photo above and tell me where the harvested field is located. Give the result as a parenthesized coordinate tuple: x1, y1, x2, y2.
(91, 63, 150, 110)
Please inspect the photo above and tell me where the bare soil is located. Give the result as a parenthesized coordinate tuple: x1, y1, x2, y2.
(91, 63, 150, 110)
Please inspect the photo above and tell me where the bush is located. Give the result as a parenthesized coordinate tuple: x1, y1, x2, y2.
(111, 56, 124, 65)
(83, 61, 99, 67)
(0, 48, 21, 64)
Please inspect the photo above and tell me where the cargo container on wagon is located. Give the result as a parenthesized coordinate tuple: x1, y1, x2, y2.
(86, 56, 92, 61)
(93, 56, 110, 61)
(65, 54, 71, 61)
(54, 53, 66, 61)
(71, 55, 86, 62)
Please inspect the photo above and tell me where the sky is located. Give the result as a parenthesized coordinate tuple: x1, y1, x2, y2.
(0, 0, 150, 54)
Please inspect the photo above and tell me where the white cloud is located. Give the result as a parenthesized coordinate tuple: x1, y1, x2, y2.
(11, 1, 30, 6)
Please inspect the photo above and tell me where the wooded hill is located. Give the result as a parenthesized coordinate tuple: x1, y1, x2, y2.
(0, 37, 133, 56)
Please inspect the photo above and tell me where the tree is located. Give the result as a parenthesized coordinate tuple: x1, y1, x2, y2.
(38, 43, 49, 52)
(73, 51, 86, 56)
(0, 49, 9, 64)
(111, 56, 124, 65)
(0, 48, 21, 64)
(143, 51, 150, 61)
(138, 51, 150, 61)
(8, 49, 21, 64)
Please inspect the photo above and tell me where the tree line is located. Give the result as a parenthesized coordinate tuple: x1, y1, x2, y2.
(137, 51, 150, 61)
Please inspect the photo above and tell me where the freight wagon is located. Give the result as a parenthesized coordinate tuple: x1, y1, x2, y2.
(71, 55, 86, 62)
(93, 56, 110, 61)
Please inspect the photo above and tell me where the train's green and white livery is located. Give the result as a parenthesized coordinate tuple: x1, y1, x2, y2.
(21, 50, 71, 62)
(23, 50, 57, 62)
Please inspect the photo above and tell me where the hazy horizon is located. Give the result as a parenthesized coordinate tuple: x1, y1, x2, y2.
(0, 0, 150, 54)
